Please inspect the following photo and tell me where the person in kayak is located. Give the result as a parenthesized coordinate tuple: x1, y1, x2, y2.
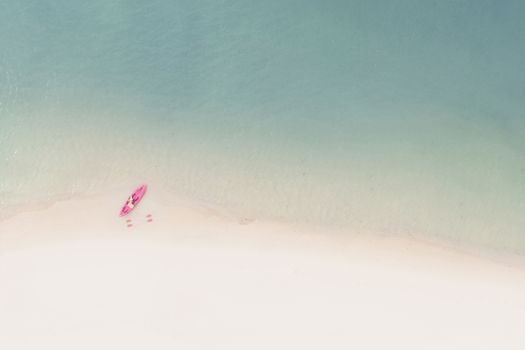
(126, 195, 136, 209)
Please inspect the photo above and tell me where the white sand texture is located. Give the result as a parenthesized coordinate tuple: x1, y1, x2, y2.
(1, 190, 525, 350)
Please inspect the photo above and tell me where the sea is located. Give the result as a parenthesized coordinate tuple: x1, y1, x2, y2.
(1, 0, 524, 253)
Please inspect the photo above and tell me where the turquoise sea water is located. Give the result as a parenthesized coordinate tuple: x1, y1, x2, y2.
(1, 1, 524, 252)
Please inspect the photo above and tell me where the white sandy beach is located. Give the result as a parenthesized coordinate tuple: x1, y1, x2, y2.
(1, 190, 525, 350)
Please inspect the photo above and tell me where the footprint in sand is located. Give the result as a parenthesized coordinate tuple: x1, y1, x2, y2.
(238, 217, 255, 225)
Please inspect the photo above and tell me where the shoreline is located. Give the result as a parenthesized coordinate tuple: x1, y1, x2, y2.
(2, 188, 525, 269)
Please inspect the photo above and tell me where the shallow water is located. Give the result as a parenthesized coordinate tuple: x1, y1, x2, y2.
(1, 1, 524, 252)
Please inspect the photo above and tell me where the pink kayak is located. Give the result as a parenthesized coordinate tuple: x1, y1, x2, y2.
(120, 184, 147, 217)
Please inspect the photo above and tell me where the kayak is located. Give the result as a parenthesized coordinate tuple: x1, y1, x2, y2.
(120, 184, 147, 217)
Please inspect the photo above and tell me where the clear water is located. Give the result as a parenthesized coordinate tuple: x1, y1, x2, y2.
(1, 1, 524, 252)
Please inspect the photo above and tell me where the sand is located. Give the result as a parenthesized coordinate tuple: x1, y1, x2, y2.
(1, 191, 525, 349)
